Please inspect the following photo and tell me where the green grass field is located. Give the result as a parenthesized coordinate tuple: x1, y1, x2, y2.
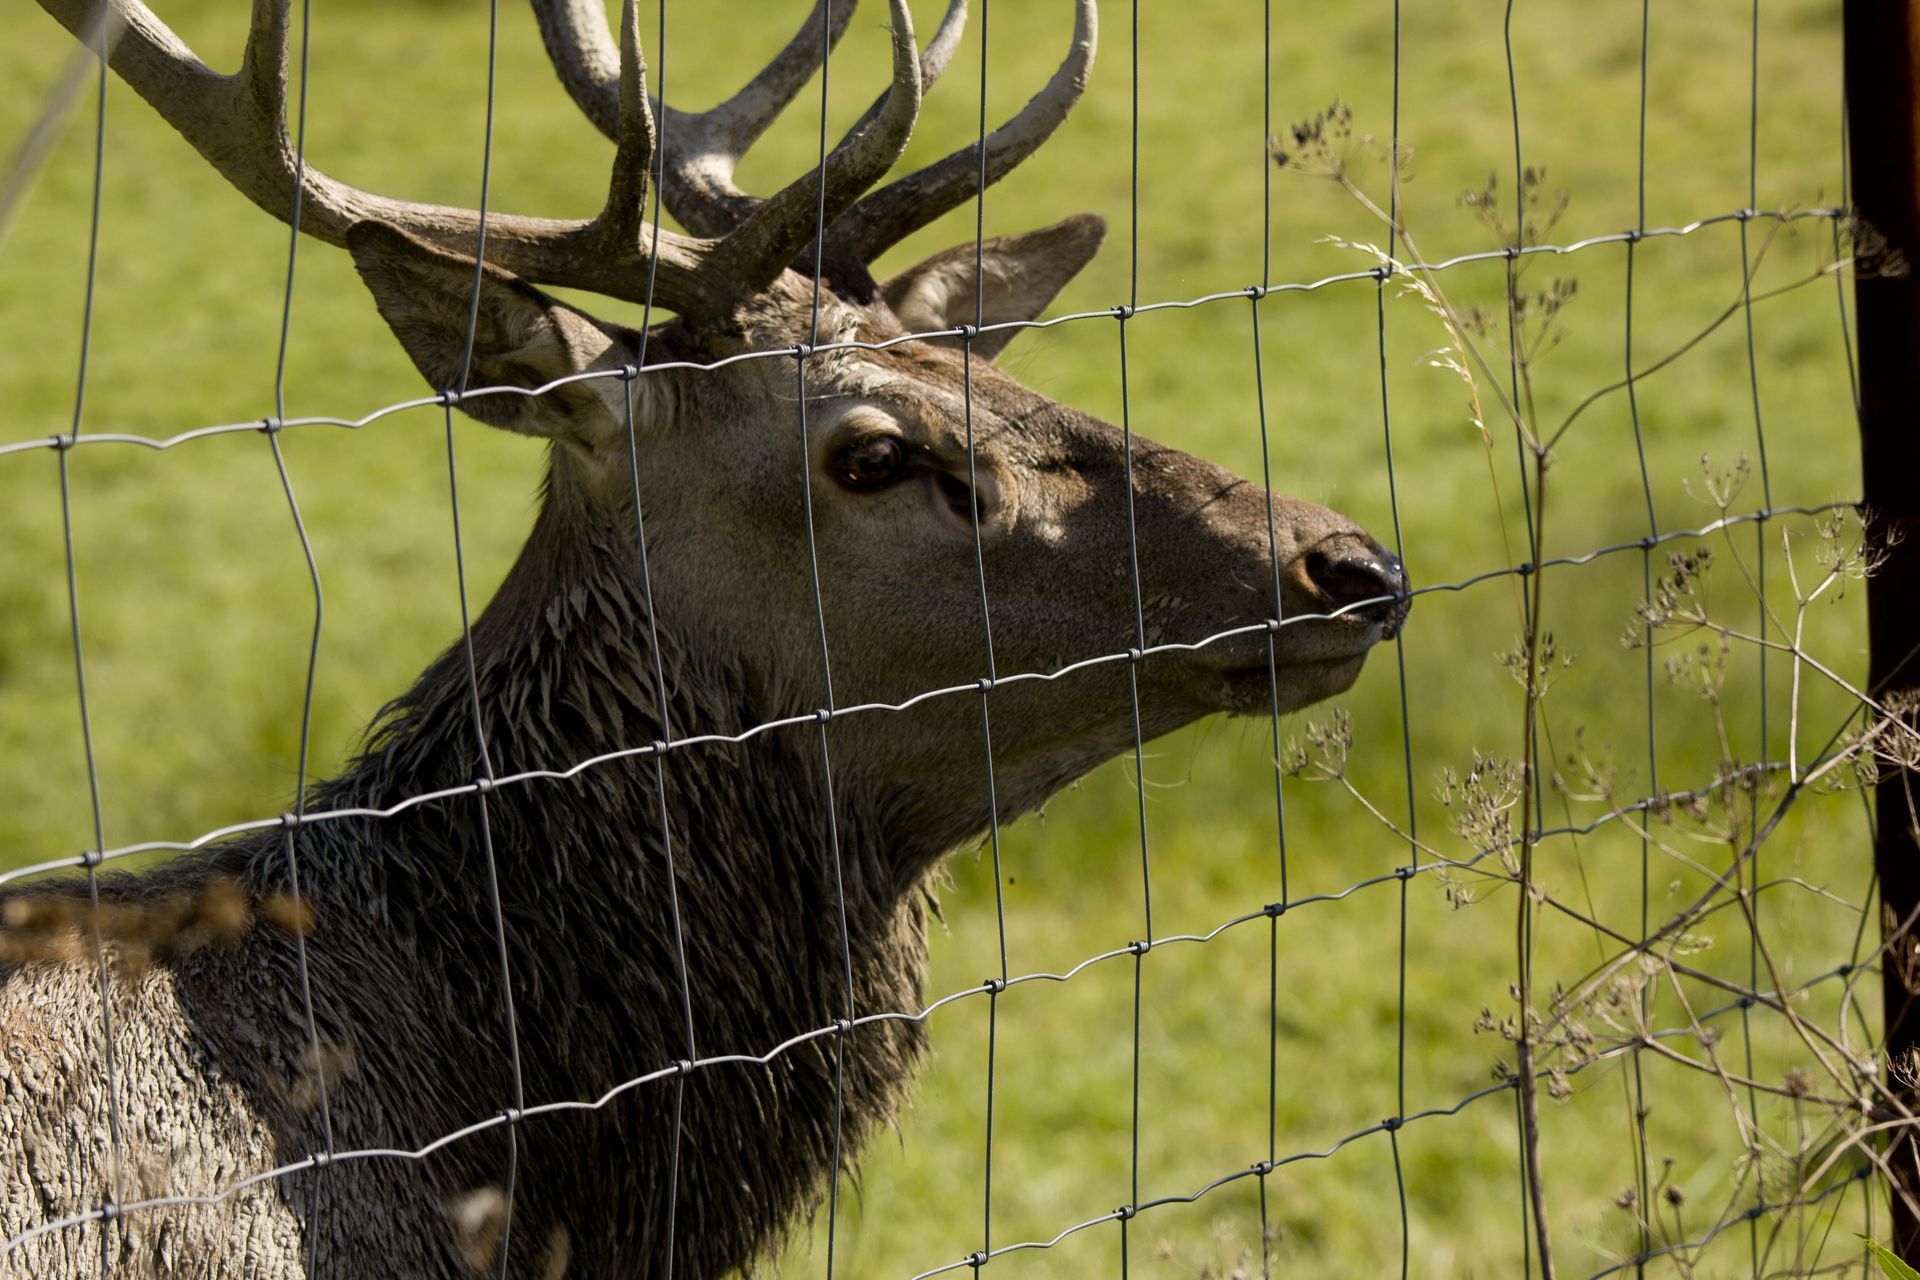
(1, 1, 1876, 1275)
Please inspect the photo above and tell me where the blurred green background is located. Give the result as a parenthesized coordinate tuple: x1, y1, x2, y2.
(1, 0, 1874, 1275)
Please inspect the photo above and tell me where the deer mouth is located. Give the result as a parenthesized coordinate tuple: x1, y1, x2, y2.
(1202, 651, 1370, 716)
(1187, 607, 1404, 715)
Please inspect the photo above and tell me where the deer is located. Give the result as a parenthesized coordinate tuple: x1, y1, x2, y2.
(3, 0, 1410, 1275)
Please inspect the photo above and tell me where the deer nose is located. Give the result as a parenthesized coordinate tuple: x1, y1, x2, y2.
(1303, 541, 1409, 629)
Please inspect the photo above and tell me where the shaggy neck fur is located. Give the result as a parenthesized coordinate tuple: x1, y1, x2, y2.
(33, 457, 940, 1278)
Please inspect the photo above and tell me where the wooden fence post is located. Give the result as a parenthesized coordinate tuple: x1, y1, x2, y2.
(1846, 0, 1920, 1258)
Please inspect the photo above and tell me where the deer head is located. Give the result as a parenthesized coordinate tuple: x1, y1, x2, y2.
(41, 0, 1408, 860)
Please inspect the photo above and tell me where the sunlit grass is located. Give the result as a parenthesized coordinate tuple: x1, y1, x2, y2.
(0, 2, 1869, 1276)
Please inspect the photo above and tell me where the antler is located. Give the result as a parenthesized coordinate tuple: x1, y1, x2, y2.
(834, 0, 1095, 264)
(33, 0, 741, 315)
(35, 0, 1092, 319)
(535, 0, 967, 240)
(532, 0, 1096, 274)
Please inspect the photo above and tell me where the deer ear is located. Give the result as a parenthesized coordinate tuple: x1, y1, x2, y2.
(880, 213, 1105, 360)
(346, 221, 632, 443)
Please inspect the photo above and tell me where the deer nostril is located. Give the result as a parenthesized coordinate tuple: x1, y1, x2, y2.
(1305, 547, 1405, 614)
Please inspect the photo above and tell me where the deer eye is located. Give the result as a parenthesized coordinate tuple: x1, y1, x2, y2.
(832, 436, 909, 491)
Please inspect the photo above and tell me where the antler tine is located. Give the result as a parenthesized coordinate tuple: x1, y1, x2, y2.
(530, 0, 858, 239)
(597, 0, 657, 247)
(709, 0, 923, 292)
(529, 0, 858, 151)
(841, 0, 967, 146)
(834, 0, 1096, 266)
(662, 0, 856, 158)
(36, 0, 734, 316)
(648, 0, 853, 237)
(659, 0, 966, 239)
(913, 0, 971, 94)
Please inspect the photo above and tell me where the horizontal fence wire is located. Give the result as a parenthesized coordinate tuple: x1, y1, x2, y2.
(0, 490, 1859, 887)
(2, 0, 1873, 1270)
(0, 208, 1842, 462)
(0, 913, 1874, 1261)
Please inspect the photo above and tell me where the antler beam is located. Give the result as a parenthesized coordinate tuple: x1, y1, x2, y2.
(36, 0, 1098, 322)
(33, 0, 736, 316)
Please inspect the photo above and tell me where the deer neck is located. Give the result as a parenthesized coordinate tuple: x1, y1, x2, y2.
(303, 464, 936, 1063)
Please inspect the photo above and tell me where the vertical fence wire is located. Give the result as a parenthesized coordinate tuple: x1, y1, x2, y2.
(619, 5, 697, 1277)
(447, 0, 528, 1271)
(1379, 0, 1417, 1272)
(1499, 4, 1552, 1271)
(796, 9, 858, 1278)
(1834, 75, 1873, 1274)
(1116, 4, 1154, 1274)
(259, 1, 338, 1271)
(1621, 1, 1660, 1271)
(961, 0, 1013, 1268)
(1738, 3, 1773, 1263)
(57, 22, 128, 1272)
(1251, 1, 1288, 1271)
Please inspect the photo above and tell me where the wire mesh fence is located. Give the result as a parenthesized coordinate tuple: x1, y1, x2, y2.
(0, 0, 1899, 1277)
